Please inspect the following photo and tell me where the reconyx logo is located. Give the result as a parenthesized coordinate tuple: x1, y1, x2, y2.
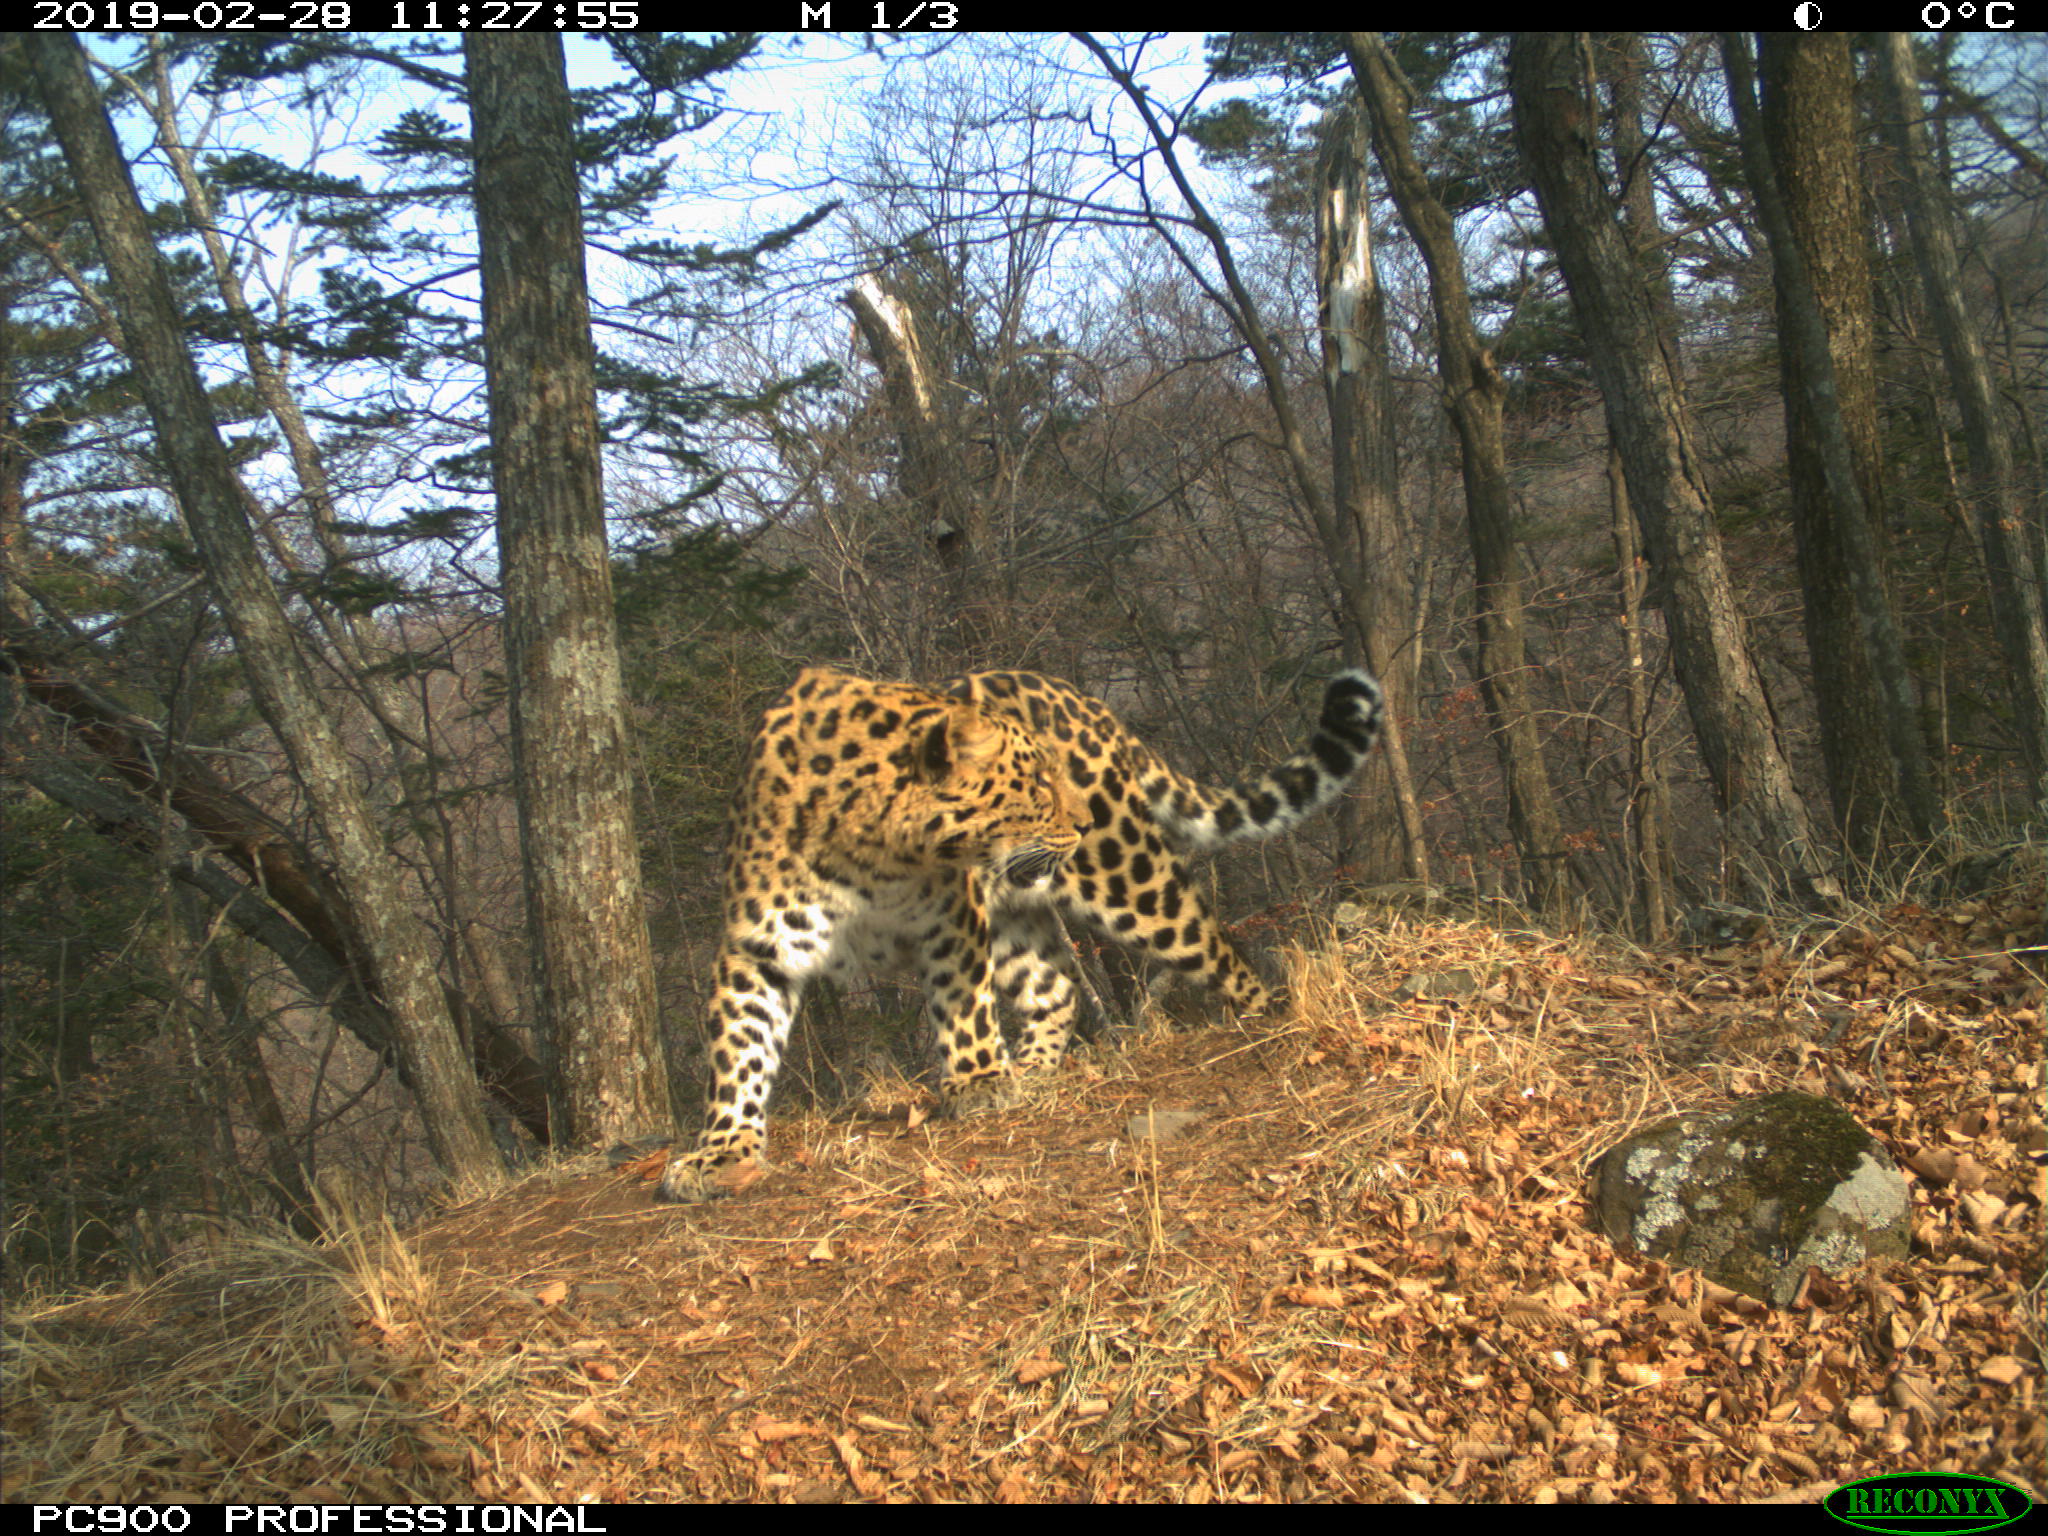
(1825, 1474, 2035, 1535)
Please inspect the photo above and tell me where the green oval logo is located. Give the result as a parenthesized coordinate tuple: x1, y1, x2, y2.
(1825, 1474, 2035, 1535)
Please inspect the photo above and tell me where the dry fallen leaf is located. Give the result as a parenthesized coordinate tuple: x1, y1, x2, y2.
(708, 1159, 769, 1194)
(1278, 1284, 1347, 1309)
(750, 1415, 819, 1443)
(1504, 1296, 1576, 1329)
(1907, 1147, 1957, 1183)
(831, 1434, 881, 1498)
(1015, 1353, 1065, 1385)
(1958, 1190, 2007, 1231)
(619, 1149, 670, 1181)
(852, 1413, 912, 1433)
(1845, 1396, 1887, 1430)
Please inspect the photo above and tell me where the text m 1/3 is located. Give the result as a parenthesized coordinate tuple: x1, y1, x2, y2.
(798, 1, 960, 27)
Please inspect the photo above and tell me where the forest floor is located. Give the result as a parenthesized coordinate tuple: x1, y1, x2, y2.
(5, 871, 2043, 1505)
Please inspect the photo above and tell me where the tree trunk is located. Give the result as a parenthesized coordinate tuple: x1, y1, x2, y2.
(1, 642, 552, 1142)
(1077, 33, 1424, 880)
(124, 41, 482, 990)
(466, 34, 672, 1149)
(1507, 32, 1838, 909)
(842, 273, 997, 670)
(1347, 34, 1573, 910)
(1874, 32, 2048, 797)
(189, 905, 323, 1241)
(27, 34, 503, 1184)
(1607, 448, 1673, 939)
(1603, 36, 1685, 368)
(1734, 32, 1942, 863)
(1313, 99, 1423, 882)
(1602, 36, 1681, 935)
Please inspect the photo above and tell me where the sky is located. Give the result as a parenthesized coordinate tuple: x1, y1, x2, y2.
(41, 30, 2040, 568)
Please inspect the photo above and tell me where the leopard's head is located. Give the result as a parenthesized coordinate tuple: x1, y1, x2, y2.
(897, 702, 1085, 882)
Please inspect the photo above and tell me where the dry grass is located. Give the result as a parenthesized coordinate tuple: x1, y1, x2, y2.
(6, 869, 2042, 1503)
(1, 1181, 473, 1502)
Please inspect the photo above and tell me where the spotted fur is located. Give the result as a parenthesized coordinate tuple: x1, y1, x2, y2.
(658, 665, 1383, 1202)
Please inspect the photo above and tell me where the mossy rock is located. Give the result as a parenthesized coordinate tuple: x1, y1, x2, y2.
(1591, 1091, 1908, 1306)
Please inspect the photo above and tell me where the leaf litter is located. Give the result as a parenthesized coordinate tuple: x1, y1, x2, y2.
(5, 880, 2040, 1504)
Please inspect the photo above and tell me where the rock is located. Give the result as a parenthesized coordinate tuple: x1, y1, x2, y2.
(1331, 884, 1455, 930)
(1393, 968, 1482, 1002)
(1677, 903, 1770, 948)
(1125, 1108, 1205, 1143)
(1590, 1091, 1908, 1306)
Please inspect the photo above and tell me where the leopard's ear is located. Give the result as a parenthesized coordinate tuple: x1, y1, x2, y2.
(917, 704, 1001, 781)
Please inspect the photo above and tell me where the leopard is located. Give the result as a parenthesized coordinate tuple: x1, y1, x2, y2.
(657, 664, 1384, 1202)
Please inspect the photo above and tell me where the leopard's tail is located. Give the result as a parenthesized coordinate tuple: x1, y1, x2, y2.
(1145, 670, 1384, 854)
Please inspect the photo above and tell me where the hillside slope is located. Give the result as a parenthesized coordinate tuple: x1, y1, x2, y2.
(8, 884, 2041, 1504)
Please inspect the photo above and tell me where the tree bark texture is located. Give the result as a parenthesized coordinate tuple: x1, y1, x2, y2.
(189, 910, 323, 1241)
(2, 626, 552, 1144)
(1740, 32, 1942, 860)
(843, 273, 996, 669)
(1347, 34, 1574, 910)
(1077, 33, 1423, 880)
(1313, 100, 1426, 882)
(27, 33, 503, 1183)
(1603, 36, 1685, 369)
(1507, 32, 1838, 908)
(1606, 449, 1673, 938)
(1874, 32, 2048, 798)
(128, 39, 437, 778)
(466, 34, 672, 1148)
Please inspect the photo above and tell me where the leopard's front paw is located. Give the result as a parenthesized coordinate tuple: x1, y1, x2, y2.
(938, 1072, 1022, 1120)
(656, 1146, 767, 1203)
